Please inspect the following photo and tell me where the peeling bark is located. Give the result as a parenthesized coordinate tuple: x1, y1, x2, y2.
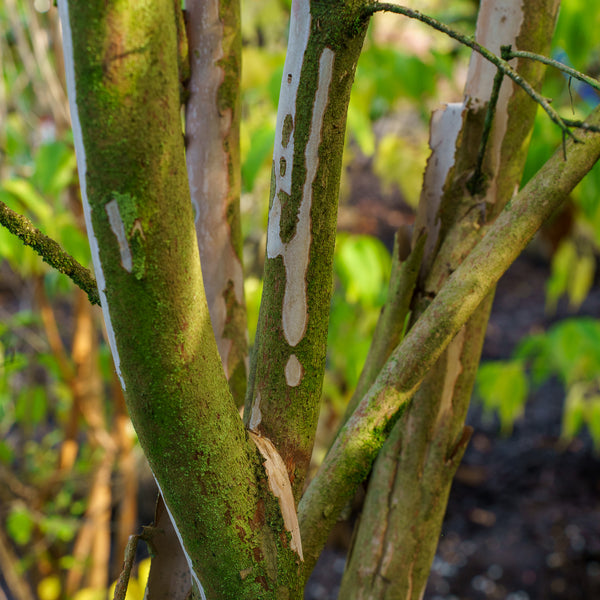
(185, 0, 248, 406)
(245, 0, 369, 501)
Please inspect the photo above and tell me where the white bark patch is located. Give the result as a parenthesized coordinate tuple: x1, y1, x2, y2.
(57, 0, 125, 391)
(152, 475, 207, 600)
(435, 327, 466, 432)
(186, 0, 245, 377)
(265, 0, 310, 347)
(417, 103, 466, 265)
(105, 199, 133, 272)
(465, 3, 524, 108)
(248, 392, 262, 431)
(284, 354, 303, 387)
(465, 2, 525, 201)
(267, 46, 335, 350)
(248, 432, 303, 560)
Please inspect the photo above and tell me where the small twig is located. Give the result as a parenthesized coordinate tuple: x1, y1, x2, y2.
(468, 66, 504, 195)
(0, 200, 100, 306)
(366, 3, 581, 143)
(562, 118, 600, 134)
(502, 47, 600, 93)
(112, 535, 140, 600)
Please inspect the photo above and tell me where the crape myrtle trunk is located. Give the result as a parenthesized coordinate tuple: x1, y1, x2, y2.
(341, 1, 561, 597)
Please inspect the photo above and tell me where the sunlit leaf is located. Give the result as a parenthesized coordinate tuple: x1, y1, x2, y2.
(569, 251, 595, 310)
(476, 360, 528, 433)
(334, 234, 390, 307)
(109, 577, 143, 600)
(562, 382, 587, 440)
(244, 276, 263, 345)
(1, 178, 53, 223)
(546, 239, 576, 312)
(7, 504, 35, 546)
(72, 589, 105, 600)
(38, 576, 61, 600)
(137, 557, 151, 590)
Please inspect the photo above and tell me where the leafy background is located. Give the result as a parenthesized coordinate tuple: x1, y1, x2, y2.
(1, 0, 600, 598)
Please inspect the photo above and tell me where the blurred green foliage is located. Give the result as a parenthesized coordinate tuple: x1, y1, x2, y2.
(1, 0, 600, 595)
(476, 2, 600, 447)
(476, 360, 529, 435)
(478, 319, 600, 450)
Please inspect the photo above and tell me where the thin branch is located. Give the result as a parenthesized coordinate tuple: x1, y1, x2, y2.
(562, 118, 600, 134)
(0, 200, 100, 305)
(365, 2, 580, 142)
(112, 535, 140, 600)
(502, 46, 600, 93)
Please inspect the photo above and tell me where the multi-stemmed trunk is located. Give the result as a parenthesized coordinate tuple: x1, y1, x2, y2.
(29, 0, 600, 597)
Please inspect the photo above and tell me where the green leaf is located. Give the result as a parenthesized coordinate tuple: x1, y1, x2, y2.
(546, 239, 577, 312)
(562, 382, 587, 440)
(514, 332, 551, 385)
(241, 124, 275, 193)
(586, 397, 600, 452)
(244, 276, 263, 345)
(31, 386, 48, 425)
(40, 515, 78, 543)
(1, 178, 53, 223)
(569, 251, 594, 310)
(334, 234, 391, 307)
(32, 141, 77, 197)
(15, 386, 47, 426)
(347, 104, 375, 156)
(7, 504, 35, 546)
(0, 440, 14, 464)
(547, 318, 600, 385)
(373, 134, 427, 208)
(476, 360, 528, 433)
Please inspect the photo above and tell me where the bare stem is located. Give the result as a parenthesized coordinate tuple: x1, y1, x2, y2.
(502, 46, 600, 92)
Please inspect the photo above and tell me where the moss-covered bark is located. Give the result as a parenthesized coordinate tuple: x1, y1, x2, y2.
(59, 1, 302, 597)
(0, 199, 99, 305)
(244, 0, 370, 500)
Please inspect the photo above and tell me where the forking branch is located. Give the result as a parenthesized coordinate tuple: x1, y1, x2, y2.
(365, 2, 600, 143)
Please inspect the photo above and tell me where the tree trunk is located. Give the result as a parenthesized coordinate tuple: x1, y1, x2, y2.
(341, 2, 562, 595)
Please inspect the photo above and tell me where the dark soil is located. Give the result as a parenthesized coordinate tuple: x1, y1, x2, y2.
(306, 251, 600, 600)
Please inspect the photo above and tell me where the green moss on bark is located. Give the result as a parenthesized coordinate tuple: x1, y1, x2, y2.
(246, 0, 370, 502)
(64, 1, 300, 596)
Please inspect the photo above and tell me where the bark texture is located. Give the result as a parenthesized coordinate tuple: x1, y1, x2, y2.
(58, 1, 303, 597)
(341, 1, 561, 596)
(244, 0, 370, 501)
(186, 0, 247, 407)
(299, 102, 600, 576)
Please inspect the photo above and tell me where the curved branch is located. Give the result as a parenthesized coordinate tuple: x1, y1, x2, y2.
(299, 105, 600, 572)
(0, 200, 100, 305)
